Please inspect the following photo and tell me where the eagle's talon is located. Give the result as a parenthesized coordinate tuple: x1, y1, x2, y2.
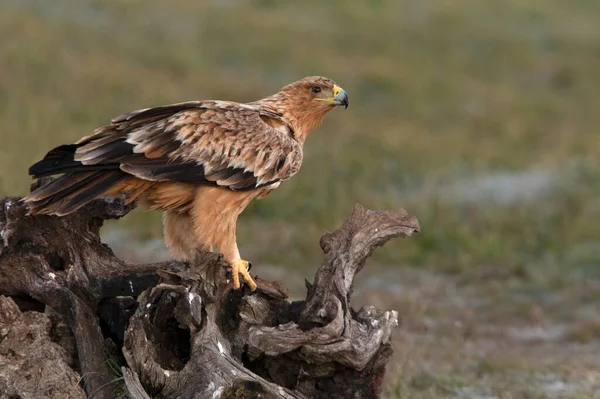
(230, 259, 257, 291)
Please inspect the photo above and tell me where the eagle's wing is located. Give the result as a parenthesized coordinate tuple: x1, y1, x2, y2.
(25, 101, 302, 215)
(71, 101, 302, 191)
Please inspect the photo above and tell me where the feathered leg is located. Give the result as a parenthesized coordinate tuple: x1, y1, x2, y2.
(162, 210, 200, 261)
(190, 186, 257, 290)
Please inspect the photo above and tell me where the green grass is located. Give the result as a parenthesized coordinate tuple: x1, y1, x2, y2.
(1, 0, 599, 276)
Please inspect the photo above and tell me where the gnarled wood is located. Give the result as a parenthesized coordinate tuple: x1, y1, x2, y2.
(0, 188, 419, 399)
(0, 296, 86, 399)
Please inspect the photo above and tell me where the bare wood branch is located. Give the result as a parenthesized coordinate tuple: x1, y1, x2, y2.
(0, 192, 419, 399)
(122, 367, 151, 399)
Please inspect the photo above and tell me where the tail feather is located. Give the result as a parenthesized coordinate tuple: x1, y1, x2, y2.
(25, 143, 133, 216)
(25, 171, 128, 216)
(25, 172, 97, 202)
(55, 171, 127, 215)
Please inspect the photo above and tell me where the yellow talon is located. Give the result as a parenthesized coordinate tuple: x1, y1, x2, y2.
(230, 259, 257, 291)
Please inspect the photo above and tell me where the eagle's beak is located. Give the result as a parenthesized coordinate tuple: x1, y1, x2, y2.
(332, 85, 349, 109)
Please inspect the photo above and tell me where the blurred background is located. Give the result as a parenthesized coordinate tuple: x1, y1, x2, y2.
(1, 0, 599, 397)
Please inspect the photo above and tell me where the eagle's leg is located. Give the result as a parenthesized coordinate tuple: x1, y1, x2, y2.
(230, 259, 256, 291)
(163, 210, 200, 261)
(190, 187, 258, 291)
(213, 221, 257, 291)
(221, 235, 256, 290)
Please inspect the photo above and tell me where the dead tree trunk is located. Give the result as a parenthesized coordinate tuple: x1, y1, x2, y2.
(0, 187, 419, 399)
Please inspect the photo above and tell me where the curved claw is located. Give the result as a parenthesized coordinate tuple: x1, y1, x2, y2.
(230, 259, 257, 291)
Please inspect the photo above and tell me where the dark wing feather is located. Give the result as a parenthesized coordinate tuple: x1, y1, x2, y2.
(110, 101, 205, 124)
(29, 144, 119, 178)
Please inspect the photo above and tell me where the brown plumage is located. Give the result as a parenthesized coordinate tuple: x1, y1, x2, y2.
(23, 76, 349, 290)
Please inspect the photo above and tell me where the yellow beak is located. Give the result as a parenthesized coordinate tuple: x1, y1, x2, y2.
(317, 85, 349, 109)
(332, 85, 349, 109)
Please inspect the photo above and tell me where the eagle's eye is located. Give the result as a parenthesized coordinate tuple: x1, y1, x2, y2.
(311, 86, 321, 94)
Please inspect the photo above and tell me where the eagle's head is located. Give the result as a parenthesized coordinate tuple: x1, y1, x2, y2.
(258, 76, 349, 142)
(281, 76, 349, 110)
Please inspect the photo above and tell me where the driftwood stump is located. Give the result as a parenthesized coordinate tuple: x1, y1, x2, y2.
(0, 188, 419, 399)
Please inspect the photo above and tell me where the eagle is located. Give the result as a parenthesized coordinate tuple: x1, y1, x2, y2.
(23, 76, 349, 291)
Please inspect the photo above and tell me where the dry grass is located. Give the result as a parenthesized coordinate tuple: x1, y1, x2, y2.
(349, 268, 600, 398)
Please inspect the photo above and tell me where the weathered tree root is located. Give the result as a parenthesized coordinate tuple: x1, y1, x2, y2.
(0, 190, 419, 399)
(0, 295, 86, 399)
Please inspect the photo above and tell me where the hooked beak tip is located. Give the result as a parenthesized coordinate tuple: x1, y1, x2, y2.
(333, 87, 349, 109)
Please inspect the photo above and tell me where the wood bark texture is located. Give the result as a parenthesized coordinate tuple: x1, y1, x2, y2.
(0, 182, 419, 399)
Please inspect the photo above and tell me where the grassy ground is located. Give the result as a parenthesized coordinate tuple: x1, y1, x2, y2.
(1, 0, 600, 397)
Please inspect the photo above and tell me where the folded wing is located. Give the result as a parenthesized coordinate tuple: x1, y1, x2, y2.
(25, 101, 301, 215)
